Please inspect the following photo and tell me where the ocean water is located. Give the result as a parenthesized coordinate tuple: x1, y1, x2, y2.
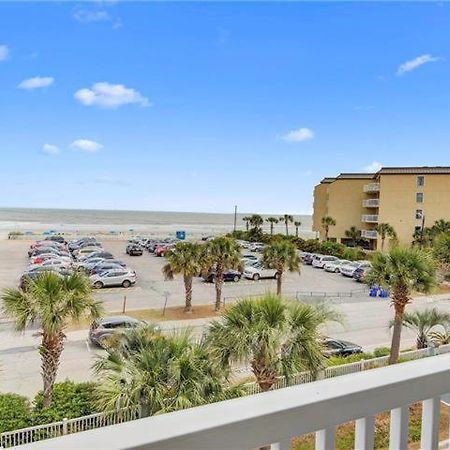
(0, 207, 313, 239)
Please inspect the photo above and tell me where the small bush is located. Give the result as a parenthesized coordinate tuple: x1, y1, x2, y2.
(326, 352, 374, 367)
(32, 381, 98, 425)
(373, 346, 390, 357)
(0, 393, 31, 432)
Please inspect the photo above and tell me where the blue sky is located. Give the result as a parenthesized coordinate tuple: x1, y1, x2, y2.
(1, 2, 450, 214)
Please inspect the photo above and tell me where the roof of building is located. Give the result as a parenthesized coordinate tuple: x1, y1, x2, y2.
(320, 177, 336, 183)
(336, 173, 375, 179)
(378, 166, 450, 175)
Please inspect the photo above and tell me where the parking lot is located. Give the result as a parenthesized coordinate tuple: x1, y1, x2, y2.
(1, 238, 450, 397)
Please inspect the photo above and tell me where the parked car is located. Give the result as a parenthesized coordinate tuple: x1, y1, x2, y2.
(90, 262, 127, 275)
(74, 247, 104, 259)
(249, 243, 265, 252)
(19, 270, 64, 290)
(323, 337, 363, 357)
(353, 263, 372, 282)
(90, 268, 136, 289)
(83, 251, 114, 261)
(202, 269, 241, 283)
(155, 244, 173, 257)
(45, 235, 66, 244)
(30, 254, 72, 265)
(37, 259, 73, 270)
(303, 253, 317, 265)
(68, 238, 99, 252)
(324, 259, 350, 273)
(243, 263, 280, 281)
(340, 261, 370, 277)
(89, 316, 144, 347)
(30, 248, 70, 258)
(126, 244, 143, 256)
(312, 255, 339, 269)
(242, 254, 258, 263)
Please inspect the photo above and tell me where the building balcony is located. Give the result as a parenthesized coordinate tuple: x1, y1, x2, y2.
(362, 199, 380, 208)
(361, 230, 378, 239)
(361, 214, 379, 223)
(23, 354, 450, 450)
(363, 183, 380, 193)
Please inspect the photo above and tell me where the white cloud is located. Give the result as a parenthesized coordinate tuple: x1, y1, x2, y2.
(281, 127, 314, 143)
(18, 77, 54, 90)
(363, 161, 382, 173)
(70, 139, 103, 153)
(74, 82, 150, 109)
(73, 7, 122, 29)
(0, 45, 9, 61)
(42, 144, 60, 155)
(397, 54, 441, 76)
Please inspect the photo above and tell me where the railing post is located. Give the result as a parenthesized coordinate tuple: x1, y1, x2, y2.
(62, 418, 68, 436)
(421, 397, 440, 450)
(355, 416, 375, 449)
(389, 406, 409, 450)
(315, 427, 335, 450)
(271, 438, 291, 450)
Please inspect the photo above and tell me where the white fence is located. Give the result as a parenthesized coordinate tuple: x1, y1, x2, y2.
(2, 344, 449, 448)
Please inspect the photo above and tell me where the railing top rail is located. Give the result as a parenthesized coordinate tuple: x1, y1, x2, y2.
(16, 354, 450, 450)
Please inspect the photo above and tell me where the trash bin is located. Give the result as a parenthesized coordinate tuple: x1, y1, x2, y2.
(379, 289, 389, 298)
(176, 231, 186, 240)
(369, 287, 378, 297)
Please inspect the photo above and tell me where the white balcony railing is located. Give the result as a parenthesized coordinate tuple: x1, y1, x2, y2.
(20, 354, 450, 450)
(362, 199, 380, 208)
(361, 214, 379, 223)
(361, 230, 378, 239)
(363, 183, 380, 193)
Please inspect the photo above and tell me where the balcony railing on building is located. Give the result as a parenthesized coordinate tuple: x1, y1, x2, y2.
(361, 230, 378, 239)
(362, 199, 380, 208)
(361, 214, 379, 223)
(17, 354, 450, 450)
(363, 183, 380, 193)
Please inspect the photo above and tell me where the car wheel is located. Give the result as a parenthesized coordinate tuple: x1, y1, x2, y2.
(122, 280, 131, 288)
(233, 275, 240, 282)
(253, 273, 260, 281)
(335, 268, 340, 273)
(93, 281, 104, 289)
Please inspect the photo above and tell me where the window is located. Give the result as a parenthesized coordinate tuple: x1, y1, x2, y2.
(416, 192, 424, 203)
(415, 226, 422, 233)
(416, 209, 423, 220)
(417, 176, 425, 187)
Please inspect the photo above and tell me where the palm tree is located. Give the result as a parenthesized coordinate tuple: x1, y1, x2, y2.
(344, 226, 360, 247)
(94, 325, 242, 416)
(366, 248, 436, 364)
(376, 223, 397, 252)
(2, 272, 102, 407)
(433, 232, 450, 273)
(279, 214, 294, 236)
(204, 237, 242, 311)
(430, 328, 450, 346)
(249, 214, 264, 232)
(389, 308, 450, 349)
(431, 219, 450, 236)
(162, 242, 204, 313)
(242, 216, 251, 232)
(321, 216, 336, 241)
(265, 217, 279, 235)
(294, 221, 302, 237)
(206, 294, 340, 393)
(262, 240, 300, 295)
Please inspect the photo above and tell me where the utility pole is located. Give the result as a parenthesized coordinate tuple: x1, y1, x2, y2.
(233, 205, 238, 232)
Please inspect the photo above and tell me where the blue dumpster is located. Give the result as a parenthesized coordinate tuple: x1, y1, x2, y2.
(176, 231, 186, 240)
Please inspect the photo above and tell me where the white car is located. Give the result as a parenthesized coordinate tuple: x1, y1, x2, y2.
(243, 263, 279, 281)
(340, 261, 370, 277)
(90, 268, 136, 289)
(312, 255, 338, 269)
(74, 246, 104, 259)
(324, 259, 350, 273)
(37, 259, 73, 270)
(249, 243, 265, 252)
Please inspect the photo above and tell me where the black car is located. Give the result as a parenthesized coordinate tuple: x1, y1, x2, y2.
(45, 235, 66, 244)
(202, 269, 241, 283)
(323, 337, 363, 357)
(353, 266, 371, 282)
(126, 244, 143, 256)
(302, 253, 315, 265)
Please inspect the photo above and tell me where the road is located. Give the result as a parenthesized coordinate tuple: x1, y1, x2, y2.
(1, 239, 450, 397)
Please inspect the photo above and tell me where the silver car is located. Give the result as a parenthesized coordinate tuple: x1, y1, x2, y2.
(90, 268, 136, 289)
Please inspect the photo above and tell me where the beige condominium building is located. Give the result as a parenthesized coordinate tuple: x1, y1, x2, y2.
(312, 166, 450, 250)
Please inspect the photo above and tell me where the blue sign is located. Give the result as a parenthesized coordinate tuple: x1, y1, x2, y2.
(176, 231, 186, 240)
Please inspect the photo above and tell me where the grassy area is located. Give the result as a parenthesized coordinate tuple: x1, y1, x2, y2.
(67, 304, 223, 331)
(291, 403, 449, 449)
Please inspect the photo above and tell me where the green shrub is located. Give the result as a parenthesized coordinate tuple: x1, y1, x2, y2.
(326, 352, 374, 367)
(32, 381, 98, 425)
(373, 346, 390, 357)
(0, 393, 31, 432)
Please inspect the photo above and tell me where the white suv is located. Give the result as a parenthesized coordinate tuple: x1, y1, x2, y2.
(312, 255, 338, 269)
(243, 263, 279, 281)
(90, 268, 136, 289)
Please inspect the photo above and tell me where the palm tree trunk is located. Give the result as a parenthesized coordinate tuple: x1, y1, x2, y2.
(270, 223, 273, 235)
(183, 275, 193, 313)
(285, 221, 289, 236)
(246, 221, 249, 232)
(417, 334, 428, 349)
(325, 226, 329, 241)
(276, 273, 282, 296)
(296, 227, 299, 237)
(214, 264, 224, 311)
(40, 332, 65, 407)
(381, 236, 385, 252)
(389, 289, 409, 364)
